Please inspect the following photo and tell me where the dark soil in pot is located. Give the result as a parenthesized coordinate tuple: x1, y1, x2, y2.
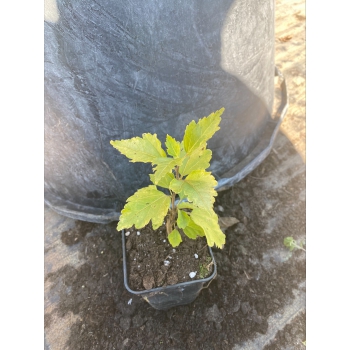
(124, 224, 213, 291)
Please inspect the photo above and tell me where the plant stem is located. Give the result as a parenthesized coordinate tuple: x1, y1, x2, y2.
(166, 190, 177, 236)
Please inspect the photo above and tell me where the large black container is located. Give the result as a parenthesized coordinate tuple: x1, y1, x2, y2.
(45, 0, 287, 223)
(122, 230, 217, 310)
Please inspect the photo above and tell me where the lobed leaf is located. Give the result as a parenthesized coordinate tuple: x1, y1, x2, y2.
(169, 170, 217, 211)
(183, 218, 205, 239)
(179, 147, 212, 176)
(190, 208, 226, 248)
(183, 108, 224, 153)
(177, 201, 196, 210)
(152, 157, 183, 184)
(117, 185, 170, 231)
(168, 229, 182, 247)
(165, 135, 181, 158)
(177, 209, 191, 229)
(110, 133, 166, 163)
(150, 172, 175, 189)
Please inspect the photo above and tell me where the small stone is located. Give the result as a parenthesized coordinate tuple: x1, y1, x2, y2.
(164, 260, 170, 266)
(125, 231, 130, 236)
(127, 298, 132, 305)
(241, 302, 251, 315)
(122, 338, 130, 348)
(232, 300, 241, 312)
(137, 231, 140, 235)
(194, 254, 198, 259)
(163, 239, 166, 243)
(143, 274, 155, 290)
(189, 271, 197, 278)
(217, 205, 224, 212)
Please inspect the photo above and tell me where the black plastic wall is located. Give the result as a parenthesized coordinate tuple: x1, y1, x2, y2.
(44, 0, 275, 223)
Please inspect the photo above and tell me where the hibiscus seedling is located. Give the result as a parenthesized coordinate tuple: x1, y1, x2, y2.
(110, 108, 226, 249)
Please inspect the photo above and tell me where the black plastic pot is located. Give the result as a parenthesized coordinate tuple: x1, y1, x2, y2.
(44, 1, 288, 224)
(122, 230, 217, 310)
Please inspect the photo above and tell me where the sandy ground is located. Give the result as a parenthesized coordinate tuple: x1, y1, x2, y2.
(45, 0, 306, 348)
(275, 0, 305, 161)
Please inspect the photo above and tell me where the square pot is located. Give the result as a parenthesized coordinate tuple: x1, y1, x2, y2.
(121, 230, 217, 310)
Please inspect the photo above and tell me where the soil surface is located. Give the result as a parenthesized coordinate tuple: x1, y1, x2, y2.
(44, 0, 305, 348)
(125, 224, 213, 291)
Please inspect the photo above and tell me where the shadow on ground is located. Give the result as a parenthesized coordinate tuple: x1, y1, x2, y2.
(44, 128, 305, 350)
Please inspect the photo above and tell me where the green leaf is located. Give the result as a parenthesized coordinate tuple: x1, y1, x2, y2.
(152, 157, 183, 184)
(110, 133, 166, 163)
(117, 185, 170, 231)
(183, 218, 205, 239)
(183, 108, 224, 153)
(165, 135, 181, 158)
(168, 229, 182, 247)
(169, 170, 217, 211)
(177, 210, 191, 229)
(284, 236, 296, 251)
(150, 172, 175, 188)
(179, 147, 212, 176)
(177, 201, 196, 210)
(190, 208, 226, 248)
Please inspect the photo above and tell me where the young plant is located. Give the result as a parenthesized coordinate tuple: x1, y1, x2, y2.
(283, 236, 306, 252)
(110, 108, 226, 249)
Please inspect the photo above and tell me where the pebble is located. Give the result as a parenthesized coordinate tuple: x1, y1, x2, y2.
(127, 298, 132, 305)
(137, 231, 140, 236)
(125, 231, 130, 236)
(189, 271, 197, 278)
(217, 205, 224, 212)
(164, 260, 170, 266)
(194, 254, 198, 259)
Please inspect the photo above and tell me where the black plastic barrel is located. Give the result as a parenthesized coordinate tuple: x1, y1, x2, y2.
(45, 0, 288, 223)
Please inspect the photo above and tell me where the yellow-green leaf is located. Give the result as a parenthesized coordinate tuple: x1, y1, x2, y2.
(117, 185, 170, 231)
(110, 133, 166, 163)
(150, 172, 175, 188)
(183, 218, 205, 239)
(165, 135, 181, 158)
(183, 108, 224, 153)
(177, 201, 196, 210)
(152, 157, 183, 184)
(177, 209, 190, 229)
(179, 147, 212, 176)
(169, 170, 217, 211)
(168, 229, 182, 247)
(190, 208, 226, 248)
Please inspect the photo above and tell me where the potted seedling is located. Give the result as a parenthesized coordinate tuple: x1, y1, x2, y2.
(110, 108, 226, 310)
